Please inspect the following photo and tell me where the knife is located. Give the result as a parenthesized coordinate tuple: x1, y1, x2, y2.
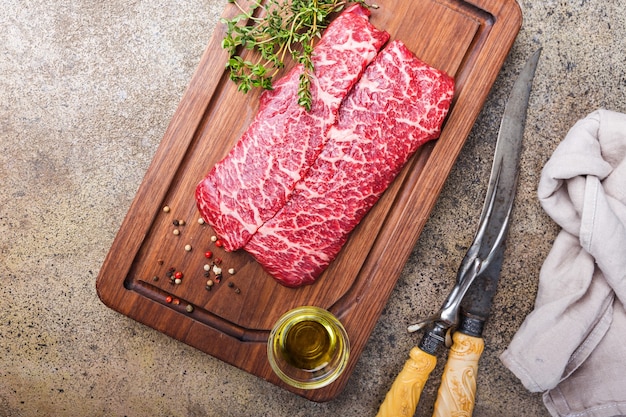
(376, 48, 541, 417)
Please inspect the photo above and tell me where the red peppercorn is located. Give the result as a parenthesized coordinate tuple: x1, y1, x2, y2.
(215, 239, 223, 248)
(174, 271, 183, 279)
(204, 251, 213, 259)
(165, 296, 173, 303)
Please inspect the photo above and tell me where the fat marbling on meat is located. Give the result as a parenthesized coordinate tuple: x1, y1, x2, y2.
(195, 5, 389, 251)
(244, 40, 455, 287)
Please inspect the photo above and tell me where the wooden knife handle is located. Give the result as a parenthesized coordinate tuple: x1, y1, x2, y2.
(376, 346, 437, 417)
(432, 332, 485, 417)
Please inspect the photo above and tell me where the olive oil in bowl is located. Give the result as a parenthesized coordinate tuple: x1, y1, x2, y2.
(282, 319, 335, 371)
(267, 306, 350, 389)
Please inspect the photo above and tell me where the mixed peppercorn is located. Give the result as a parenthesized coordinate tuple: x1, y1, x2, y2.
(156, 204, 241, 313)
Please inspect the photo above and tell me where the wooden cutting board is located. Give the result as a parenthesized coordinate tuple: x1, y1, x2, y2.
(96, 0, 521, 402)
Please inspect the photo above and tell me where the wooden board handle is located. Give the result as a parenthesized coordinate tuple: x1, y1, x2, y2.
(376, 346, 437, 417)
(432, 332, 484, 417)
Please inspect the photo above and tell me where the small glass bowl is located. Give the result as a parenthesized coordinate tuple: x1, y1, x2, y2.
(267, 306, 350, 390)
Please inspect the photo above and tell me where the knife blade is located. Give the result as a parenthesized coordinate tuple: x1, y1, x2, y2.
(455, 46, 542, 336)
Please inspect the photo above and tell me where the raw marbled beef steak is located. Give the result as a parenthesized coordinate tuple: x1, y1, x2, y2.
(195, 5, 389, 251)
(245, 40, 455, 287)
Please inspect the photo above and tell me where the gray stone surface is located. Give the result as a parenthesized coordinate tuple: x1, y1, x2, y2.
(1, 1, 625, 416)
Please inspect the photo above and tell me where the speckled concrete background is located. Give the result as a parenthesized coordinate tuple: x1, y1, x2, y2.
(1, 1, 625, 416)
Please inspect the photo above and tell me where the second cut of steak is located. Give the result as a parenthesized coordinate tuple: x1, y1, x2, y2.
(245, 40, 455, 287)
(195, 5, 389, 251)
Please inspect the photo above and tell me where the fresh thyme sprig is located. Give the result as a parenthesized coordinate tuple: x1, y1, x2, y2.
(222, 0, 369, 111)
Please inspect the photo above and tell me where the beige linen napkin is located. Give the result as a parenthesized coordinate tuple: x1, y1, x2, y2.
(500, 109, 626, 417)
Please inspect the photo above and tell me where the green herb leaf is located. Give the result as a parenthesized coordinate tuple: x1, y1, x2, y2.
(222, 0, 369, 110)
